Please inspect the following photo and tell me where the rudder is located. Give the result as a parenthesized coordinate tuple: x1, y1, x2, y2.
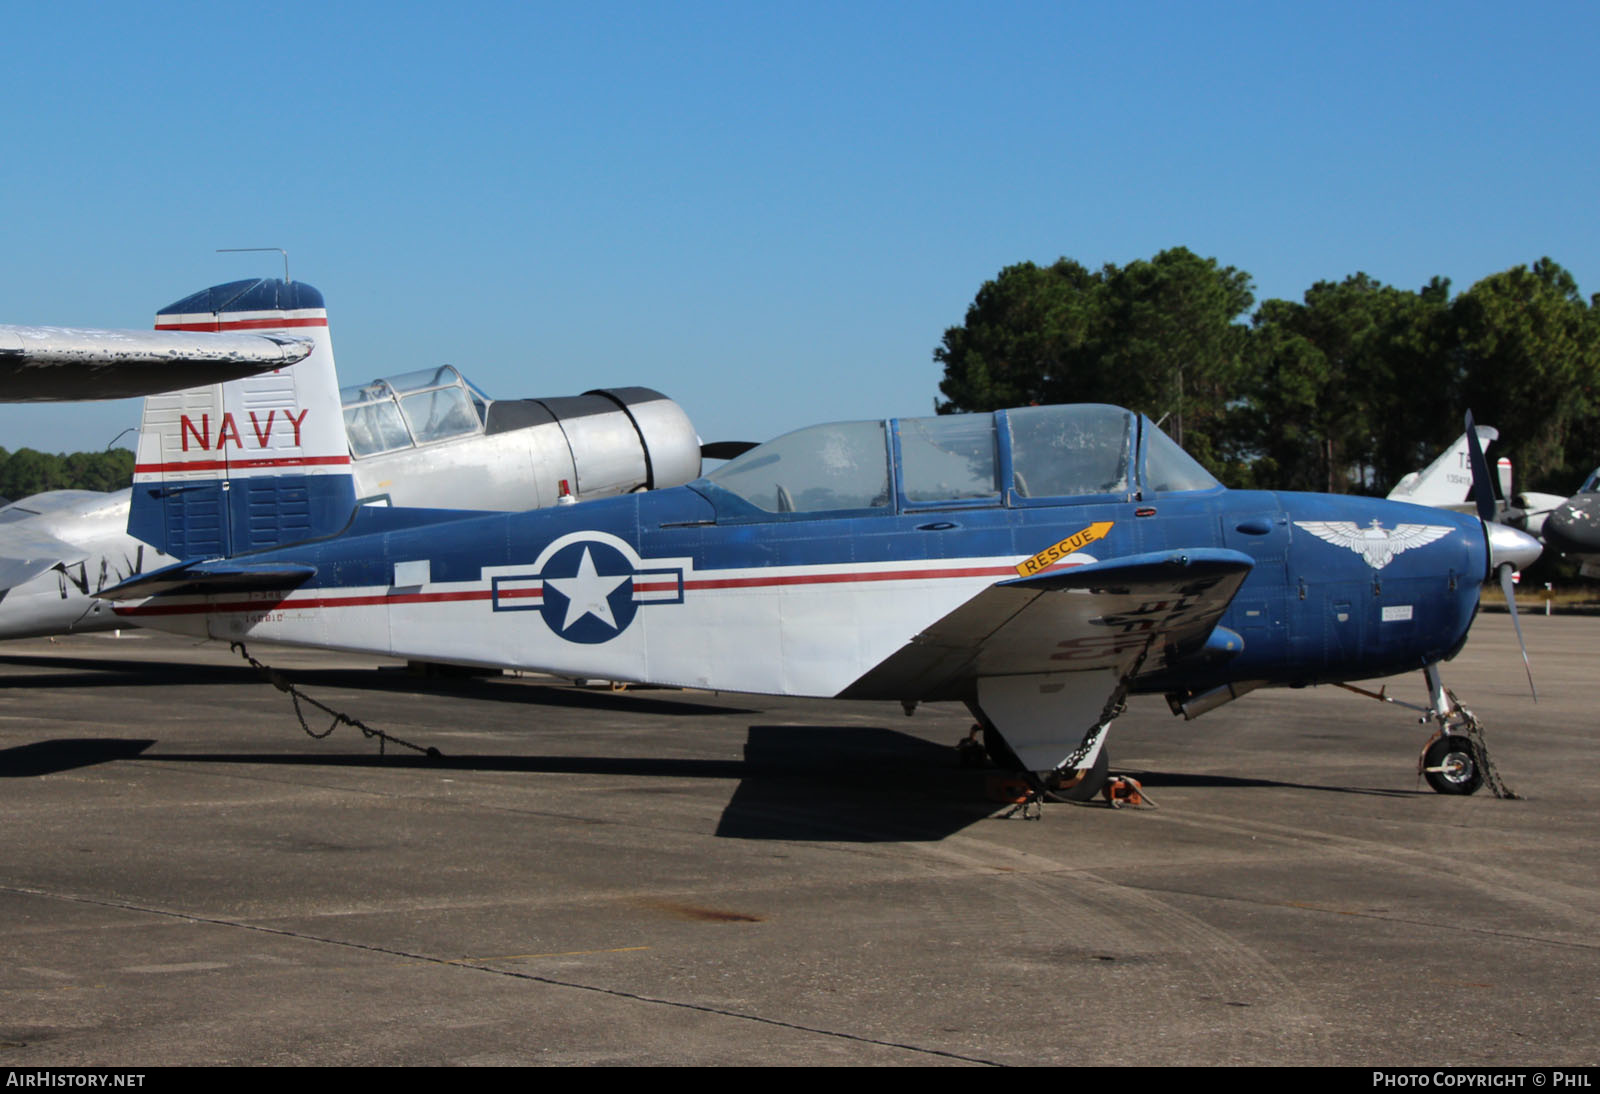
(129, 278, 356, 559)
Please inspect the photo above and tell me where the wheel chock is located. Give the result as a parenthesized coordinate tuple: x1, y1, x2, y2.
(1102, 776, 1145, 808)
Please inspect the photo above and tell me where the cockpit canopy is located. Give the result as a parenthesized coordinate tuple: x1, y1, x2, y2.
(340, 365, 489, 458)
(698, 404, 1218, 518)
(1580, 467, 1600, 494)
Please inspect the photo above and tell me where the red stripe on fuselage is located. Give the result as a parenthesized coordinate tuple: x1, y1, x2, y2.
(683, 563, 1018, 590)
(155, 317, 329, 331)
(133, 454, 352, 474)
(112, 560, 1076, 619)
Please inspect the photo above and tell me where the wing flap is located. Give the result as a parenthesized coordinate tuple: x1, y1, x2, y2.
(840, 548, 1255, 699)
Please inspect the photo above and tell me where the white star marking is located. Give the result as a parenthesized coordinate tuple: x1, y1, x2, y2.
(544, 547, 630, 631)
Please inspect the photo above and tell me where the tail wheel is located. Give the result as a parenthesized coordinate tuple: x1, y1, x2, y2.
(1423, 734, 1485, 796)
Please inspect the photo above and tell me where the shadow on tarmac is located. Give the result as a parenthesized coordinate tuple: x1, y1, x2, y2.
(0, 737, 156, 776)
(0, 652, 756, 716)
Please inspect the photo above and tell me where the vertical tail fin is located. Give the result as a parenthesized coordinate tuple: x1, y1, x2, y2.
(128, 278, 356, 559)
(1386, 424, 1499, 508)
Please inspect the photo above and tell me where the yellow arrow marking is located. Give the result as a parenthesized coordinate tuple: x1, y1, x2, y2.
(1015, 521, 1114, 577)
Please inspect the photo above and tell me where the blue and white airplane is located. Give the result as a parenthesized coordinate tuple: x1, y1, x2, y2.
(101, 281, 1544, 799)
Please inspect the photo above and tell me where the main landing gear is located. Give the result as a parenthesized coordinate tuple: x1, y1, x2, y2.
(961, 662, 1148, 810)
(965, 718, 1114, 805)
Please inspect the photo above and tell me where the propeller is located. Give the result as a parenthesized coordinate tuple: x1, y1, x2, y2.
(1491, 454, 1541, 532)
(1466, 411, 1540, 700)
(1465, 411, 1498, 523)
(701, 440, 759, 461)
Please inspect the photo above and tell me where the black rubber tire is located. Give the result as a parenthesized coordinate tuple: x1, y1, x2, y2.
(1423, 734, 1485, 796)
(1042, 746, 1110, 803)
(980, 723, 1112, 802)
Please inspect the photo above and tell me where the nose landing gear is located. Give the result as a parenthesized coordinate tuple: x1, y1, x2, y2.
(1340, 662, 1519, 798)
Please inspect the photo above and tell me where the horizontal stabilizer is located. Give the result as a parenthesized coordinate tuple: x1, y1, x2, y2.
(0, 326, 313, 401)
(97, 559, 315, 602)
(841, 548, 1254, 700)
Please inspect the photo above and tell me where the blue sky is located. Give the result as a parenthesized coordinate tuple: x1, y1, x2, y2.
(2, 1, 1595, 455)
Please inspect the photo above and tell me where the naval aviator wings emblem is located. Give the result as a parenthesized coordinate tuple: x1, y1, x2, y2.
(1293, 519, 1453, 570)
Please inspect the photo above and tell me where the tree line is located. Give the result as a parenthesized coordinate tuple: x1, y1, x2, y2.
(0, 447, 135, 500)
(934, 248, 1600, 498)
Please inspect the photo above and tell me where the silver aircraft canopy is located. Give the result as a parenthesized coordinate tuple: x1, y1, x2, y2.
(339, 366, 703, 509)
(340, 365, 489, 457)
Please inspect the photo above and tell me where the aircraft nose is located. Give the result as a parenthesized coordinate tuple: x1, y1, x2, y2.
(1485, 520, 1543, 575)
(1544, 495, 1600, 557)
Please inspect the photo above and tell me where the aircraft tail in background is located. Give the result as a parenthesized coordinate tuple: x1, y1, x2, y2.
(1387, 424, 1499, 511)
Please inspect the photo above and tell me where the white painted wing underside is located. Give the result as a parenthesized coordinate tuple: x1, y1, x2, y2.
(840, 549, 1255, 700)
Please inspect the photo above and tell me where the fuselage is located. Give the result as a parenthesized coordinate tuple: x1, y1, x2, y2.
(1543, 488, 1600, 564)
(112, 478, 1489, 701)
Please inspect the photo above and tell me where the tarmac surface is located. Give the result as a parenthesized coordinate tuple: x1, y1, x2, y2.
(0, 613, 1594, 1066)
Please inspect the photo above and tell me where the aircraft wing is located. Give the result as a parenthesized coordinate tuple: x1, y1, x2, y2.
(0, 325, 313, 401)
(841, 548, 1255, 700)
(0, 527, 88, 590)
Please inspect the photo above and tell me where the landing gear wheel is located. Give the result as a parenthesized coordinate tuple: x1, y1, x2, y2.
(1423, 734, 1484, 796)
(976, 723, 1111, 803)
(1041, 747, 1110, 803)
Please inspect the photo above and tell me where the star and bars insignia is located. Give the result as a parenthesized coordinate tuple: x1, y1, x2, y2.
(488, 533, 685, 644)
